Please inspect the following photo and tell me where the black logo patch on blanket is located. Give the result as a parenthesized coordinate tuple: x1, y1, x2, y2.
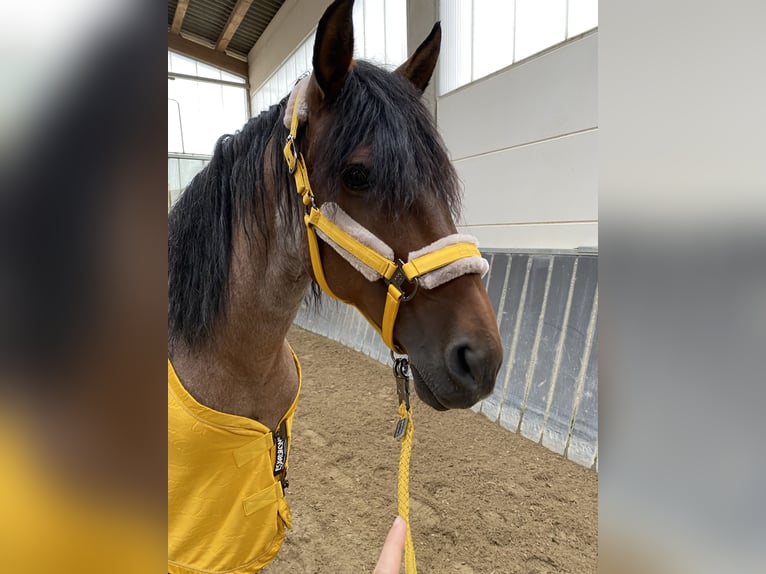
(273, 422, 287, 476)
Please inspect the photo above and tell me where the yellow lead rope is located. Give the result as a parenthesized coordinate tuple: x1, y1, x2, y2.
(397, 402, 417, 573)
(392, 356, 417, 573)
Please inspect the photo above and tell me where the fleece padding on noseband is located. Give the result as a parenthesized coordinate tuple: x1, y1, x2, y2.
(283, 76, 310, 129)
(314, 202, 488, 288)
(315, 203, 395, 281)
(407, 235, 489, 290)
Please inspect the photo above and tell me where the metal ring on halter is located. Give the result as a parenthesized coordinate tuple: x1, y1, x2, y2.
(400, 276, 419, 302)
(391, 351, 410, 377)
(388, 260, 419, 303)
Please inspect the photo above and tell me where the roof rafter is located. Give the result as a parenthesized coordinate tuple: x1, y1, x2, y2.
(215, 0, 254, 52)
(170, 0, 191, 35)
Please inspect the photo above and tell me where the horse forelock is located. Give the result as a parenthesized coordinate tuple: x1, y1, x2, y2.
(312, 60, 461, 220)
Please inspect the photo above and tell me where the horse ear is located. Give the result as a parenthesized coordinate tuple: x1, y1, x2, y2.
(395, 22, 441, 94)
(312, 0, 355, 102)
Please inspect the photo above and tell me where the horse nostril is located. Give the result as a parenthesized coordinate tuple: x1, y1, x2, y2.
(454, 345, 472, 378)
(446, 341, 496, 397)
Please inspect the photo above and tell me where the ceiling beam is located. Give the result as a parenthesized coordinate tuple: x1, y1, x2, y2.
(170, 0, 190, 34)
(215, 0, 254, 52)
(168, 33, 248, 78)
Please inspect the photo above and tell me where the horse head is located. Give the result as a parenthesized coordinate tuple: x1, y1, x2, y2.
(290, 0, 503, 410)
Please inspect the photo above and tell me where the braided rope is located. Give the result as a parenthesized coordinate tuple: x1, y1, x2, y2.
(397, 403, 417, 573)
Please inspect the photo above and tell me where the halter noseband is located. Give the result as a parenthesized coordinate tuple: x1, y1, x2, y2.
(282, 81, 488, 352)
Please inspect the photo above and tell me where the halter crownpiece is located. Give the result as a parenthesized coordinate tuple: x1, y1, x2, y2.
(283, 80, 488, 351)
(283, 76, 310, 129)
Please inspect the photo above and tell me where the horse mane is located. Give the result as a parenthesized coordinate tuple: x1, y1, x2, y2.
(168, 60, 462, 352)
(168, 100, 296, 352)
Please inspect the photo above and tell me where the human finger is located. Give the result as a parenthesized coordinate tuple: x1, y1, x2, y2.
(373, 516, 406, 574)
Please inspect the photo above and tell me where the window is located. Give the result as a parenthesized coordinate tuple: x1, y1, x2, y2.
(168, 156, 210, 209)
(251, 0, 407, 114)
(439, 0, 598, 94)
(167, 52, 248, 155)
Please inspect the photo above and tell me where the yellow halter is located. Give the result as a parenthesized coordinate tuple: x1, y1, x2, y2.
(282, 84, 483, 352)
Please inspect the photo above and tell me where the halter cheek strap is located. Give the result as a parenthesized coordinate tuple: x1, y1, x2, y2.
(282, 81, 488, 351)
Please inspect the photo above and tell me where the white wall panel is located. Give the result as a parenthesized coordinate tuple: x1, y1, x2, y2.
(439, 32, 597, 161)
(455, 129, 597, 223)
(458, 222, 597, 251)
(438, 31, 597, 249)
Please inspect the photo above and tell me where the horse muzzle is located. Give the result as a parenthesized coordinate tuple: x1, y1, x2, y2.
(394, 270, 503, 410)
(409, 334, 502, 410)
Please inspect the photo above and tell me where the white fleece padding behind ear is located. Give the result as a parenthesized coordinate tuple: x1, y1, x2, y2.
(283, 76, 310, 129)
(407, 234, 489, 290)
(314, 203, 395, 282)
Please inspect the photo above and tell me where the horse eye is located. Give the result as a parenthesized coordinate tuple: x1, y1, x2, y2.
(341, 164, 372, 191)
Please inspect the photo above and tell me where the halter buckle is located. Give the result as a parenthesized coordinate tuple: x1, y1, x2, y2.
(285, 134, 298, 175)
(389, 265, 406, 289)
(388, 260, 419, 302)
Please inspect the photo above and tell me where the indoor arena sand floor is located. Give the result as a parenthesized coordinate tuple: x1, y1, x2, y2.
(262, 326, 597, 573)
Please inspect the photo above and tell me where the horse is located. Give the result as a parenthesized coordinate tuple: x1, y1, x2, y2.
(167, 1, 503, 572)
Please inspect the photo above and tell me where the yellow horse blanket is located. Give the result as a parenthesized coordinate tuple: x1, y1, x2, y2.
(168, 354, 300, 574)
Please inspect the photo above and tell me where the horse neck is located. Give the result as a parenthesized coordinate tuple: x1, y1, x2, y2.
(224, 217, 310, 364)
(172, 157, 311, 429)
